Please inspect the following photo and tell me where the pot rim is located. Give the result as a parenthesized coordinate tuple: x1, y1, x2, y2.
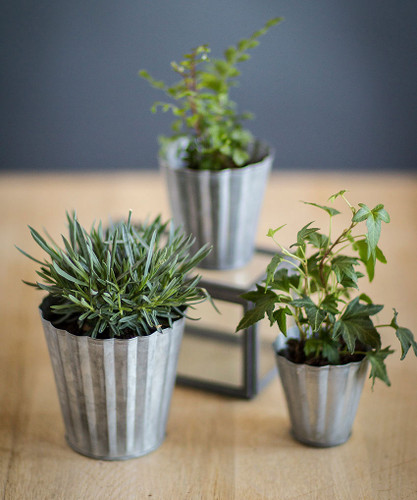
(160, 137, 274, 176)
(274, 342, 368, 372)
(39, 297, 185, 344)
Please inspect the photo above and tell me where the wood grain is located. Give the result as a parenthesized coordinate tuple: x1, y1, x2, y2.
(1, 171, 416, 499)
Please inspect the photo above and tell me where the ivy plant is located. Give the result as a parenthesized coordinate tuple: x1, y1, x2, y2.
(236, 190, 417, 386)
(18, 212, 212, 338)
(139, 17, 282, 171)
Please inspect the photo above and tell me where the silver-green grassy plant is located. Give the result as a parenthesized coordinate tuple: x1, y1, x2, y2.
(18, 212, 212, 338)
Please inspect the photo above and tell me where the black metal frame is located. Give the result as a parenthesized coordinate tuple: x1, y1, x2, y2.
(176, 248, 277, 399)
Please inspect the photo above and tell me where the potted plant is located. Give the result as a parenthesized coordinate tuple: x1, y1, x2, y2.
(139, 17, 282, 270)
(17, 212, 211, 460)
(236, 190, 417, 447)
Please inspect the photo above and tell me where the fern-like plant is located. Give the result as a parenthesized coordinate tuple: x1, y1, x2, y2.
(236, 190, 417, 386)
(18, 212, 211, 338)
(139, 17, 282, 171)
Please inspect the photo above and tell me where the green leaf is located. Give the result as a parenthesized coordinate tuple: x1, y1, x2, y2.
(265, 253, 282, 287)
(304, 336, 340, 364)
(352, 204, 390, 261)
(358, 293, 373, 304)
(352, 203, 371, 223)
(395, 327, 417, 360)
(390, 309, 417, 359)
(302, 201, 341, 217)
(267, 225, 286, 238)
(328, 190, 347, 203)
(15, 246, 44, 265)
(366, 347, 394, 387)
(265, 17, 283, 29)
(306, 232, 329, 250)
(290, 222, 319, 248)
(237, 287, 278, 331)
(273, 308, 288, 334)
(236, 304, 267, 331)
(290, 296, 327, 332)
(331, 255, 359, 286)
(224, 46, 236, 62)
(353, 239, 387, 282)
(52, 262, 86, 286)
(267, 267, 294, 293)
(365, 218, 380, 261)
(343, 296, 383, 319)
(320, 294, 340, 315)
(333, 297, 382, 352)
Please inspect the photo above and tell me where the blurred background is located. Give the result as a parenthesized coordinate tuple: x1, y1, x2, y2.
(1, 0, 416, 172)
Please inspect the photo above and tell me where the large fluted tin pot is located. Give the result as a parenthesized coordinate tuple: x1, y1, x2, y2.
(40, 303, 185, 460)
(274, 338, 369, 447)
(160, 139, 273, 270)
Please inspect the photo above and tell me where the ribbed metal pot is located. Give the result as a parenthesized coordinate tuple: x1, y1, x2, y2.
(40, 307, 185, 460)
(274, 339, 369, 447)
(160, 139, 273, 270)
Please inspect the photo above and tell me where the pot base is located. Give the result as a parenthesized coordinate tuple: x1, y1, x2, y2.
(65, 435, 166, 461)
(290, 429, 351, 448)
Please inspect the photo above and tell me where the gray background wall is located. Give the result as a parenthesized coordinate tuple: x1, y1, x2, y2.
(1, 0, 416, 172)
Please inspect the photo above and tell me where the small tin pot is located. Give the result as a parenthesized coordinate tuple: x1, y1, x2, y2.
(274, 338, 369, 447)
(40, 303, 185, 460)
(160, 138, 273, 270)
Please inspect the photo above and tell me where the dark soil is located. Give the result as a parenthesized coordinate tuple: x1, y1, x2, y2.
(279, 338, 366, 366)
(39, 295, 175, 340)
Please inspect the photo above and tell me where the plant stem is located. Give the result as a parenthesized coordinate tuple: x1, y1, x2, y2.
(185, 50, 201, 137)
(318, 221, 356, 287)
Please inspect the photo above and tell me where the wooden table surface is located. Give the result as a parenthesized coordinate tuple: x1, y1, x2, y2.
(1, 171, 416, 499)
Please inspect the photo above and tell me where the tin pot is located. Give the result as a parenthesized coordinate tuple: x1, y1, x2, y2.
(274, 338, 369, 447)
(160, 139, 273, 270)
(40, 303, 185, 460)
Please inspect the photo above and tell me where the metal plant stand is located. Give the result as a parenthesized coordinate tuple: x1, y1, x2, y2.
(176, 248, 281, 399)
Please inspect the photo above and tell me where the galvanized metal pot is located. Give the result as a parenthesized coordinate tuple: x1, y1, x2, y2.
(160, 139, 273, 270)
(274, 338, 369, 447)
(40, 305, 185, 460)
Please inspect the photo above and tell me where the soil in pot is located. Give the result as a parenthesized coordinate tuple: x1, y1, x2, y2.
(40, 295, 184, 340)
(278, 337, 367, 366)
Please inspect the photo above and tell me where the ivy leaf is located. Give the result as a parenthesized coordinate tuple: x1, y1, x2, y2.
(390, 309, 417, 360)
(266, 267, 295, 293)
(353, 239, 387, 282)
(265, 253, 282, 287)
(302, 201, 341, 217)
(290, 296, 327, 332)
(341, 296, 383, 319)
(366, 347, 394, 387)
(395, 327, 417, 360)
(306, 231, 329, 249)
(331, 255, 359, 286)
(333, 297, 382, 352)
(358, 292, 373, 304)
(237, 287, 278, 331)
(320, 294, 340, 315)
(273, 308, 288, 334)
(267, 224, 286, 238)
(322, 340, 341, 364)
(352, 204, 390, 261)
(290, 222, 319, 248)
(352, 203, 372, 223)
(328, 190, 347, 203)
(339, 272, 364, 290)
(304, 336, 340, 364)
